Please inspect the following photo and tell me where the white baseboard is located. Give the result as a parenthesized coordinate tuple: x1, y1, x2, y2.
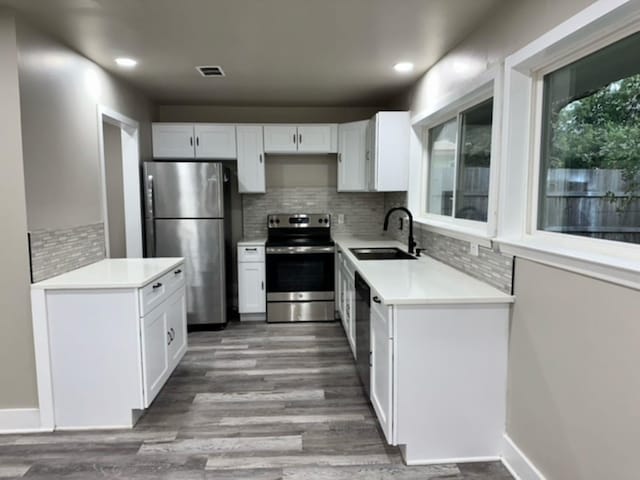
(502, 434, 547, 480)
(0, 408, 47, 434)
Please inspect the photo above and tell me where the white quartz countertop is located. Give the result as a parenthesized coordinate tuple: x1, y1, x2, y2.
(333, 235, 513, 305)
(31, 258, 184, 290)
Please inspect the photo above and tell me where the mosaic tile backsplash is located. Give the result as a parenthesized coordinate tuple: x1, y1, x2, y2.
(29, 223, 106, 282)
(383, 192, 514, 294)
(242, 187, 387, 239)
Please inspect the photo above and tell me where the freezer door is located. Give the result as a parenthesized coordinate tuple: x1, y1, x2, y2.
(155, 219, 226, 325)
(145, 162, 223, 219)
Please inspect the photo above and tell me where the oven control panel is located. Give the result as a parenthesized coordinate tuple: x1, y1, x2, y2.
(267, 214, 331, 228)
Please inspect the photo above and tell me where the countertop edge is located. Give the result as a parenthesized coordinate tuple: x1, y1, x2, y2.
(31, 258, 185, 291)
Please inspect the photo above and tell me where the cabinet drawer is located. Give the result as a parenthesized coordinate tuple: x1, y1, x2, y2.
(139, 265, 186, 317)
(238, 245, 265, 262)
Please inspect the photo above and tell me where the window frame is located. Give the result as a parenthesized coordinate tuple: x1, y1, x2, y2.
(498, 0, 640, 288)
(413, 73, 502, 246)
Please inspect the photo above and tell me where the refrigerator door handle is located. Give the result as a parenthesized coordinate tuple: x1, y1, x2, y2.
(147, 174, 156, 257)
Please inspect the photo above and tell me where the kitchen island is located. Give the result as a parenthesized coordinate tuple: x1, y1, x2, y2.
(333, 236, 513, 466)
(31, 258, 186, 431)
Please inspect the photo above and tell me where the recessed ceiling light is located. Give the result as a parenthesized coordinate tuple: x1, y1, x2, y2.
(115, 57, 138, 68)
(393, 62, 414, 73)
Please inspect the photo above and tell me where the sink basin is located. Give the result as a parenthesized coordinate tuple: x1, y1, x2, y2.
(349, 247, 417, 261)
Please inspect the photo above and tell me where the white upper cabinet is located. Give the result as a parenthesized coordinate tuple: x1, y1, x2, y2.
(367, 112, 410, 192)
(152, 124, 195, 158)
(236, 125, 265, 193)
(194, 124, 237, 159)
(263, 125, 299, 153)
(264, 124, 338, 154)
(337, 120, 368, 192)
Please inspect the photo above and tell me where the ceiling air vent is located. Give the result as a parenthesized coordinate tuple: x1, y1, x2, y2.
(196, 66, 225, 77)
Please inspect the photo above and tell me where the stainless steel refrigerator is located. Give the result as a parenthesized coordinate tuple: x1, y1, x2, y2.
(144, 161, 229, 326)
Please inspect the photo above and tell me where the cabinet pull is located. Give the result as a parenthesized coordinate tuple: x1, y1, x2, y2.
(293, 133, 297, 144)
(190, 137, 193, 146)
(170, 328, 175, 340)
(338, 153, 342, 163)
(167, 332, 172, 345)
(245, 248, 257, 252)
(196, 136, 200, 146)
(298, 133, 302, 144)
(174, 269, 182, 275)
(259, 153, 263, 164)
(369, 351, 372, 368)
(372, 296, 381, 304)
(261, 281, 264, 290)
(153, 282, 163, 289)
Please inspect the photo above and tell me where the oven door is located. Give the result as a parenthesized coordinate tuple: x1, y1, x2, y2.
(266, 246, 335, 322)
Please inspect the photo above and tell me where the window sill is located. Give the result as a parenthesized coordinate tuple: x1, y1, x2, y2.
(496, 235, 640, 291)
(414, 216, 493, 248)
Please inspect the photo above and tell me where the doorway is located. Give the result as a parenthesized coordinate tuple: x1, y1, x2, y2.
(97, 106, 143, 258)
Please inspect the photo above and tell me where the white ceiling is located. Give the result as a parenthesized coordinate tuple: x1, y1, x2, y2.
(2, 0, 503, 106)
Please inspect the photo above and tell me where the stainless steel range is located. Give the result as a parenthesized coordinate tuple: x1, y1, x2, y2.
(265, 213, 335, 323)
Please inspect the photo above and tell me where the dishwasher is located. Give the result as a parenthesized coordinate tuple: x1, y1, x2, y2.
(354, 271, 371, 396)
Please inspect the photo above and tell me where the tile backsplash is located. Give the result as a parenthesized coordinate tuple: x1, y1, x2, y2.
(242, 187, 386, 239)
(383, 192, 514, 294)
(29, 223, 106, 282)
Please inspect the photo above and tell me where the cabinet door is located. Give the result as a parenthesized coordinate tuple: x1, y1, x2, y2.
(195, 124, 237, 159)
(152, 124, 195, 158)
(238, 262, 266, 314)
(167, 288, 188, 369)
(297, 125, 336, 153)
(370, 112, 410, 192)
(141, 304, 169, 407)
(370, 299, 393, 443)
(263, 125, 298, 153)
(335, 252, 344, 321)
(338, 120, 368, 191)
(236, 125, 265, 193)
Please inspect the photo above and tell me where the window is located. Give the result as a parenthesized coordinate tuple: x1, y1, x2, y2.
(539, 31, 640, 245)
(425, 99, 494, 222)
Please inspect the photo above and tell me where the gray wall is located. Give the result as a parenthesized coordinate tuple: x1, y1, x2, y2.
(17, 20, 154, 231)
(1, 17, 154, 409)
(0, 11, 38, 409)
(509, 259, 640, 480)
(404, 0, 640, 478)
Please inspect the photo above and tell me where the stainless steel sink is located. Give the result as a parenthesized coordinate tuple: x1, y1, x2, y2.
(349, 247, 416, 261)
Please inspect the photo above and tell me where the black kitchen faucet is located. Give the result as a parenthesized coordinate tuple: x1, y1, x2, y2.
(383, 207, 416, 255)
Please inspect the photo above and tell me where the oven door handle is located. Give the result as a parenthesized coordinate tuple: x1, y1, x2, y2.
(266, 246, 335, 254)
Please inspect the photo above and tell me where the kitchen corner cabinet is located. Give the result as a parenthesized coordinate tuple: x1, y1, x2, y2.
(237, 242, 266, 321)
(30, 259, 187, 430)
(152, 123, 236, 159)
(337, 120, 368, 192)
(366, 112, 410, 191)
(236, 125, 266, 193)
(370, 297, 509, 464)
(263, 124, 338, 154)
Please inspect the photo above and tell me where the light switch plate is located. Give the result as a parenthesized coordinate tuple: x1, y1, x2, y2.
(338, 214, 345, 224)
(469, 243, 479, 256)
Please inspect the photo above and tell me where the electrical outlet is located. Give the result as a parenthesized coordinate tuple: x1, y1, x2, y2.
(469, 242, 479, 256)
(338, 214, 345, 224)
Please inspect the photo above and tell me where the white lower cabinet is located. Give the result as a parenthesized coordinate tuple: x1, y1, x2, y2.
(336, 249, 356, 358)
(370, 293, 393, 443)
(32, 261, 187, 430)
(238, 242, 266, 321)
(367, 298, 510, 464)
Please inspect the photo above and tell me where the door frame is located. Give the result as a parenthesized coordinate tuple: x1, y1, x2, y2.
(97, 105, 143, 258)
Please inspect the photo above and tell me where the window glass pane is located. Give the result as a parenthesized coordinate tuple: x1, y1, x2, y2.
(426, 118, 457, 216)
(456, 99, 493, 221)
(539, 32, 640, 245)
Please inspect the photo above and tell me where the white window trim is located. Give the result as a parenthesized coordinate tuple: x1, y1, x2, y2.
(409, 66, 503, 246)
(498, 0, 640, 289)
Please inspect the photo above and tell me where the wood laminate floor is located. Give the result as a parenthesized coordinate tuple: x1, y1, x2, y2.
(0, 321, 514, 479)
